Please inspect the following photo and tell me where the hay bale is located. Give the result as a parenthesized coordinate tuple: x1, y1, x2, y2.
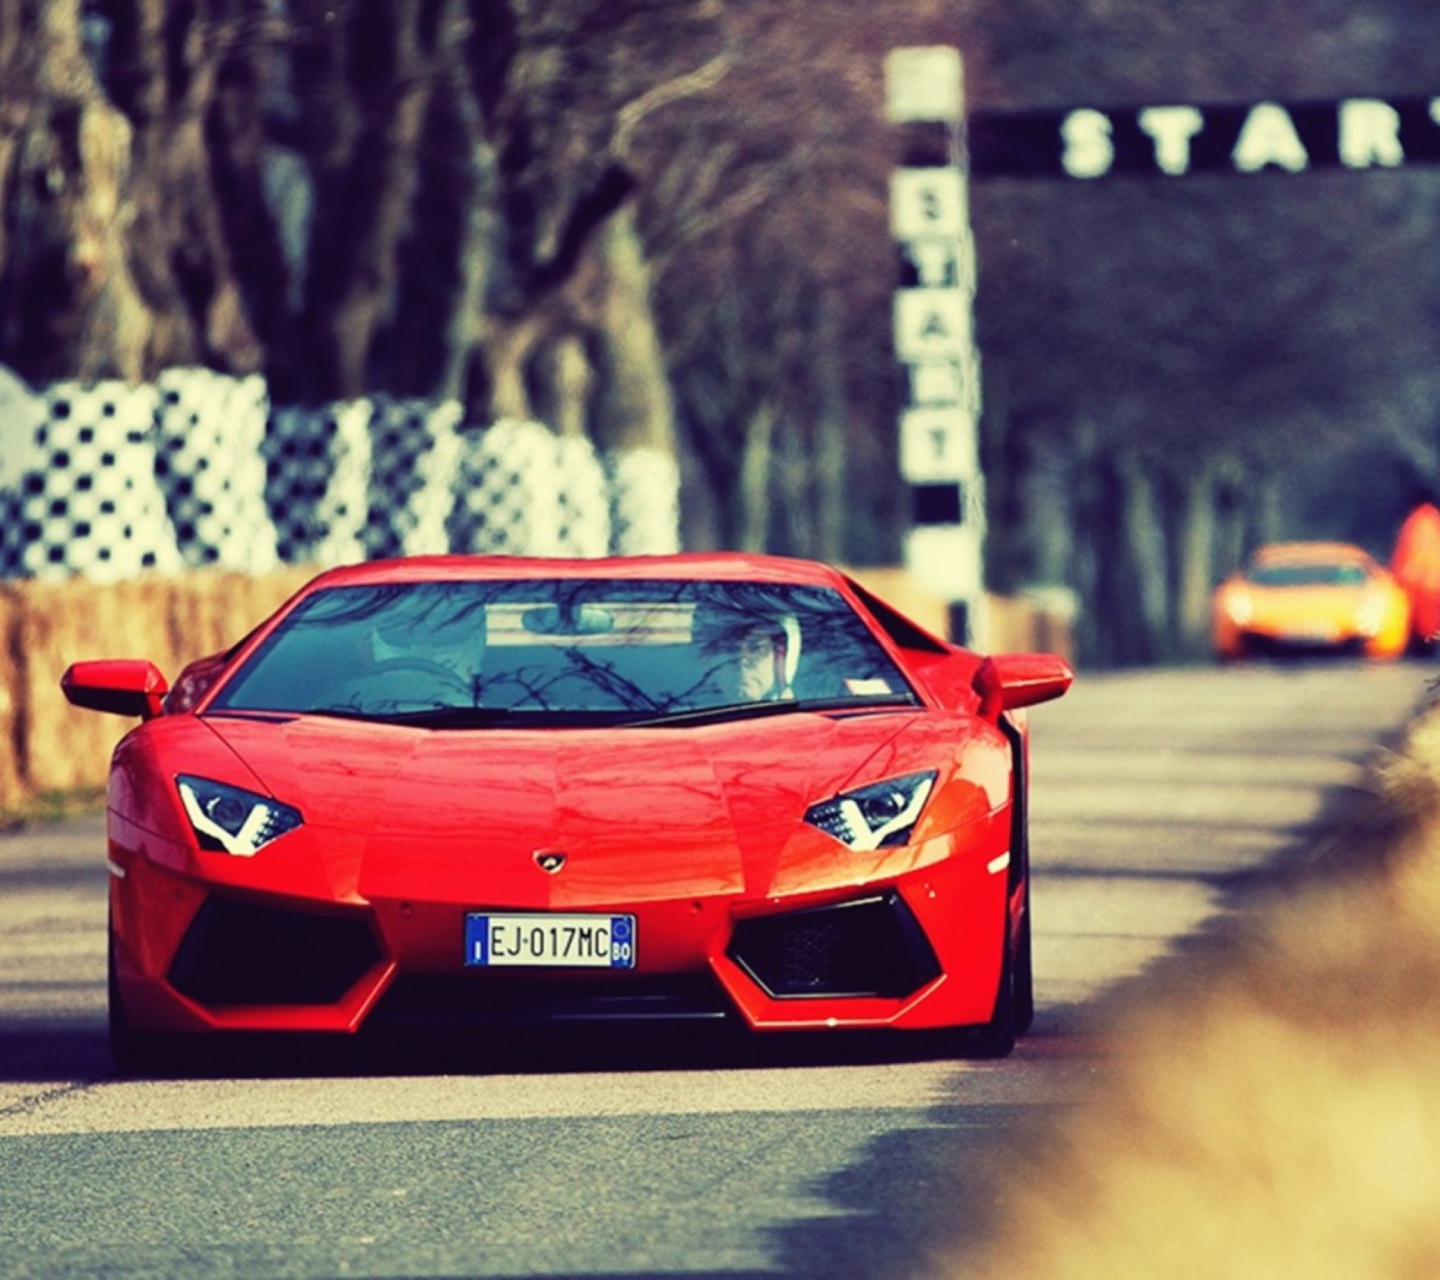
(165, 567, 314, 667)
(983, 593, 1030, 653)
(984, 588, 1078, 659)
(12, 566, 320, 797)
(839, 568, 1077, 658)
(16, 576, 180, 794)
(841, 566, 952, 640)
(0, 584, 26, 810)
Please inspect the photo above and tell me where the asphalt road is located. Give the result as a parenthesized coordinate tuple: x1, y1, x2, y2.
(0, 659, 1431, 1279)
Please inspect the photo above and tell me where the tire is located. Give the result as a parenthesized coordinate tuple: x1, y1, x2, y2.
(956, 716, 1029, 1058)
(1014, 881, 1035, 1037)
(1002, 715, 1034, 1042)
(967, 945, 1018, 1059)
(108, 922, 172, 1077)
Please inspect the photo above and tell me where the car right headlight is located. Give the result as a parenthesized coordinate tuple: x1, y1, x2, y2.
(176, 775, 303, 857)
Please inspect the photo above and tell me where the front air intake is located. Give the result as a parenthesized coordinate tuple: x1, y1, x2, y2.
(727, 891, 941, 999)
(368, 973, 734, 1029)
(169, 897, 381, 1006)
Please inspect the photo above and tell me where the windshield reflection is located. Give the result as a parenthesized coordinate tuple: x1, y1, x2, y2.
(210, 579, 919, 725)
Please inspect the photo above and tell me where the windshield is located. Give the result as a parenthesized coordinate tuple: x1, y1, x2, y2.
(1248, 562, 1369, 588)
(209, 579, 920, 725)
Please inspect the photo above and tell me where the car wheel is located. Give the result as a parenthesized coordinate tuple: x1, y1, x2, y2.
(1014, 883, 1035, 1037)
(967, 934, 1019, 1059)
(925, 906, 1021, 1061)
(108, 924, 171, 1077)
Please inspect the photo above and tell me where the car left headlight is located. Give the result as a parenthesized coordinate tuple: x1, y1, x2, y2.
(1355, 588, 1387, 636)
(804, 771, 936, 851)
(176, 775, 303, 857)
(1223, 589, 1254, 626)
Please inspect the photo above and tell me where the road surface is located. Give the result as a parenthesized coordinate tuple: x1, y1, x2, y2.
(0, 660, 1429, 1278)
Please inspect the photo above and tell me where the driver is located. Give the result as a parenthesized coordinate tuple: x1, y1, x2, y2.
(733, 615, 800, 702)
(367, 610, 482, 689)
(372, 618, 465, 674)
(310, 591, 485, 712)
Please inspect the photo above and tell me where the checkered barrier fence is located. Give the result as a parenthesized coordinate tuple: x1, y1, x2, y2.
(0, 367, 36, 569)
(448, 419, 568, 556)
(608, 446, 681, 554)
(555, 436, 613, 556)
(154, 368, 280, 573)
(0, 366, 681, 580)
(0, 375, 184, 582)
(363, 396, 464, 558)
(264, 400, 373, 567)
(446, 419, 618, 558)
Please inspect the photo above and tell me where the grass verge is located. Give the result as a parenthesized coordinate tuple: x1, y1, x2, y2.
(0, 787, 107, 834)
(940, 686, 1440, 1280)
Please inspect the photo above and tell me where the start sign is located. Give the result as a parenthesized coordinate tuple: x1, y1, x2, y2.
(970, 94, 1440, 178)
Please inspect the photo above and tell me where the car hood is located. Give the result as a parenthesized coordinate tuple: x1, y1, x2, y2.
(1251, 583, 1367, 609)
(199, 711, 924, 904)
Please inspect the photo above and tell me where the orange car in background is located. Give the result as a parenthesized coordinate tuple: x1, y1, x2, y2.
(1212, 541, 1412, 661)
(1391, 502, 1440, 650)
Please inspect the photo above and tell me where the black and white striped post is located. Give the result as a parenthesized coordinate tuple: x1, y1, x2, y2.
(885, 47, 987, 648)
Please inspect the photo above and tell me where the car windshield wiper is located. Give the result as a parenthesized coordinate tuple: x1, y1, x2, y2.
(624, 694, 920, 729)
(318, 705, 527, 728)
(307, 705, 641, 730)
(298, 697, 919, 730)
(292, 704, 501, 726)
(203, 709, 298, 723)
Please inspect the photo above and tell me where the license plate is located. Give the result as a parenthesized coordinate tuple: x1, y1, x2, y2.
(464, 912, 636, 969)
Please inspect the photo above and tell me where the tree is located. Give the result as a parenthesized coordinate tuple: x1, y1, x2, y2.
(0, 0, 150, 380)
(4, 0, 1440, 667)
(968, 0, 1440, 661)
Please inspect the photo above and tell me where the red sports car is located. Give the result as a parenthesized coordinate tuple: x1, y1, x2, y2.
(61, 554, 1072, 1071)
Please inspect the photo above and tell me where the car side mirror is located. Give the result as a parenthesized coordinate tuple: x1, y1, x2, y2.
(972, 653, 1073, 720)
(61, 660, 169, 719)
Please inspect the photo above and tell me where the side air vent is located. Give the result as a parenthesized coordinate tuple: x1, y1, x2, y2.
(169, 897, 380, 1006)
(727, 892, 941, 999)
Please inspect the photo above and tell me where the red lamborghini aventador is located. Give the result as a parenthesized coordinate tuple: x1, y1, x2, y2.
(61, 554, 1072, 1071)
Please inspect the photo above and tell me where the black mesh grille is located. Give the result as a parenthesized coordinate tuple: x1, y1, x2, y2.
(168, 897, 381, 1006)
(1239, 632, 1366, 658)
(727, 892, 941, 999)
(369, 973, 733, 1029)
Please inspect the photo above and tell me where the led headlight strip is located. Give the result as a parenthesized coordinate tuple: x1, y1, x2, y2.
(804, 770, 936, 852)
(176, 775, 303, 857)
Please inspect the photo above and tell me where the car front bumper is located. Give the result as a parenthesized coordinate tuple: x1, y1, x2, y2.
(108, 812, 1014, 1038)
